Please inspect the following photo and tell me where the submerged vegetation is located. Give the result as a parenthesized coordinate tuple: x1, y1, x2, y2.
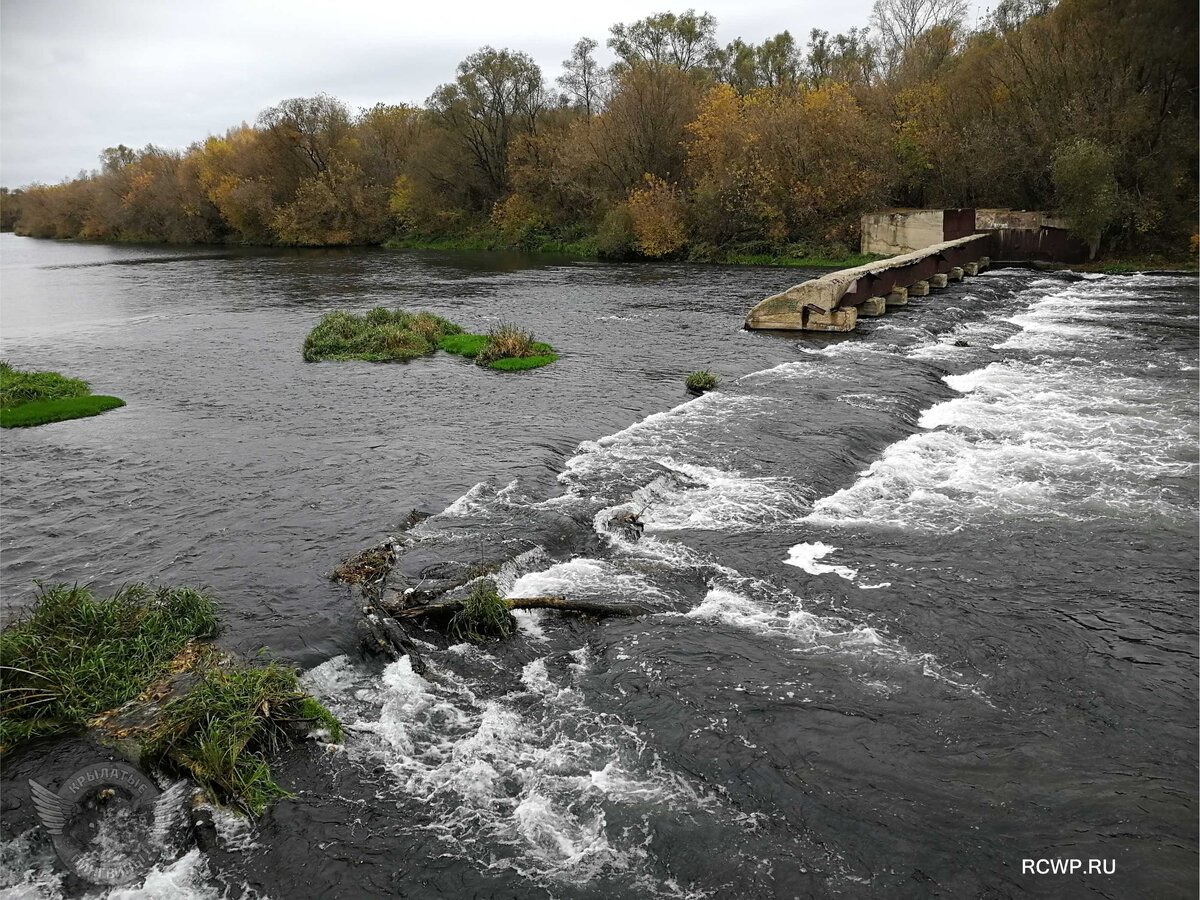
(0, 584, 340, 814)
(686, 370, 719, 393)
(304, 309, 558, 370)
(0, 361, 125, 428)
(4, 1, 1194, 264)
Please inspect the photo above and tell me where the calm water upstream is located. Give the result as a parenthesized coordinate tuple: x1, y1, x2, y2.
(0, 232, 1196, 899)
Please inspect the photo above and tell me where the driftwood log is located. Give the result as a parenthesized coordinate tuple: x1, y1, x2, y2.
(394, 596, 652, 620)
(360, 594, 429, 675)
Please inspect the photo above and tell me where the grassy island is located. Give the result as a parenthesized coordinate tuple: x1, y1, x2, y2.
(303, 308, 558, 371)
(0, 362, 125, 428)
(0, 583, 341, 814)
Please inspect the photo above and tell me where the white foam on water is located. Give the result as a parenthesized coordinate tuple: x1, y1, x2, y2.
(558, 392, 771, 491)
(685, 587, 883, 652)
(625, 459, 807, 533)
(808, 290, 1197, 530)
(508, 557, 667, 605)
(438, 479, 521, 518)
(783, 542, 858, 580)
(312, 654, 708, 893)
(0, 833, 254, 900)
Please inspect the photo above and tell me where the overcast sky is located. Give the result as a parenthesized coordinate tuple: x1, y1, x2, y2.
(1, 0, 992, 188)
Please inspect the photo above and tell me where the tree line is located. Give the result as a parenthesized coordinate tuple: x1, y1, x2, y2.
(3, 0, 1195, 260)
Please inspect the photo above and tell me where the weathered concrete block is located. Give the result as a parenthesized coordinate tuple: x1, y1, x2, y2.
(885, 287, 908, 307)
(858, 297, 886, 316)
(948, 266, 965, 282)
(909, 280, 930, 296)
(804, 306, 857, 332)
(744, 233, 990, 329)
(930, 274, 949, 288)
(963, 262, 979, 276)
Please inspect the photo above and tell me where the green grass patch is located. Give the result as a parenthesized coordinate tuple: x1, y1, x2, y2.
(306, 309, 558, 371)
(440, 324, 558, 372)
(686, 371, 719, 393)
(449, 580, 514, 643)
(145, 662, 342, 815)
(303, 308, 463, 362)
(0, 584, 218, 747)
(436, 332, 488, 358)
(0, 361, 90, 406)
(488, 353, 558, 371)
(1, 395, 126, 428)
(0, 583, 341, 815)
(0, 361, 125, 427)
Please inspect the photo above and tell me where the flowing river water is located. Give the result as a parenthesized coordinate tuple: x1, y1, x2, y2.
(0, 232, 1196, 898)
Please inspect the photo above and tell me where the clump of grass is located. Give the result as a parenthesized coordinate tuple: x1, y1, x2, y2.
(0, 362, 125, 428)
(439, 324, 559, 372)
(1, 395, 126, 428)
(0, 583, 342, 815)
(448, 580, 514, 643)
(145, 663, 342, 815)
(685, 371, 719, 393)
(0, 361, 91, 407)
(476, 324, 535, 364)
(0, 584, 218, 747)
(436, 332, 488, 358)
(302, 308, 463, 362)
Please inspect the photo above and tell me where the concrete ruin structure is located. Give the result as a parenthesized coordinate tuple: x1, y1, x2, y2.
(744, 207, 1089, 332)
(744, 234, 990, 332)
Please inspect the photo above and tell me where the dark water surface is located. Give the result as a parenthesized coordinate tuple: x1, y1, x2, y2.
(1, 233, 1196, 899)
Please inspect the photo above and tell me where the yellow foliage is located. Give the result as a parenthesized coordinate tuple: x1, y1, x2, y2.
(627, 175, 687, 258)
(490, 193, 548, 246)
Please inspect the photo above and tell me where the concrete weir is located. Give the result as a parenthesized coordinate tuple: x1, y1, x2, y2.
(744, 234, 990, 332)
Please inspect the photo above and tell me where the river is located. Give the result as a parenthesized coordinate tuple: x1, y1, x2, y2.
(1, 232, 1196, 899)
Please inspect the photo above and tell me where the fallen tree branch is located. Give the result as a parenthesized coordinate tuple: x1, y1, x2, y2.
(395, 596, 652, 620)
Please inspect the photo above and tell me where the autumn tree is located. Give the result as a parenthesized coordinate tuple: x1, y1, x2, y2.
(608, 10, 718, 73)
(428, 47, 547, 206)
(557, 38, 609, 115)
(1053, 139, 1120, 258)
(871, 0, 968, 72)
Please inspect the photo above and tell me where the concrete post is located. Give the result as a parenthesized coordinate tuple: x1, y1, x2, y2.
(948, 267, 964, 282)
(909, 280, 930, 296)
(963, 262, 979, 276)
(803, 307, 858, 332)
(885, 287, 909, 307)
(930, 274, 949, 288)
(858, 297, 887, 316)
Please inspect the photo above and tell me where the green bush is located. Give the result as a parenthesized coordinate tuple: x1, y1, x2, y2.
(685, 370, 719, 393)
(596, 204, 638, 260)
